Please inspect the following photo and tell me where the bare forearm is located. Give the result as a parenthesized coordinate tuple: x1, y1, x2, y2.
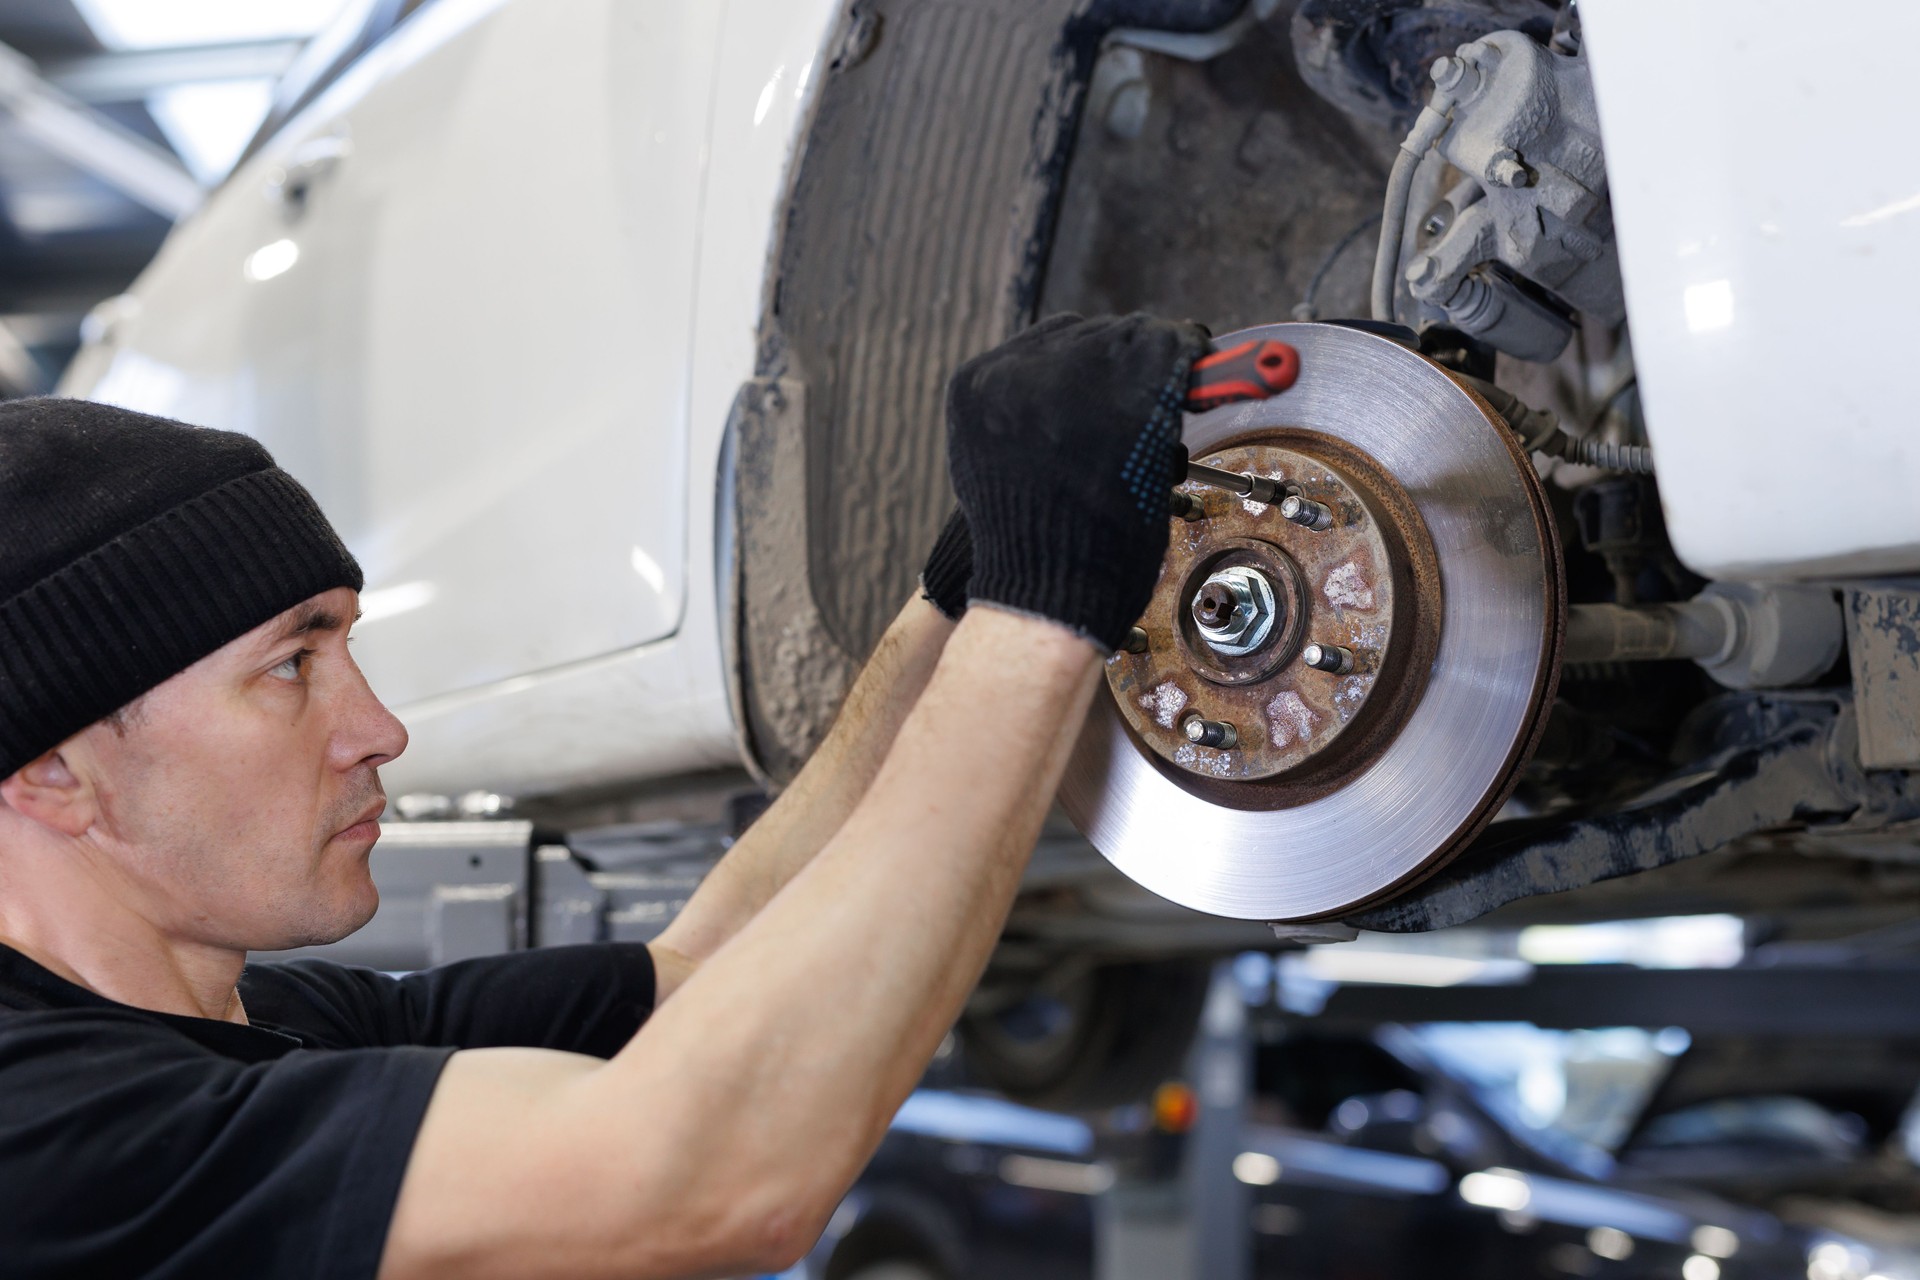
(652, 596, 954, 985)
(608, 610, 1100, 1246)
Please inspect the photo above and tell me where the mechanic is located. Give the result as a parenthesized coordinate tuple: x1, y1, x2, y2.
(0, 313, 1204, 1280)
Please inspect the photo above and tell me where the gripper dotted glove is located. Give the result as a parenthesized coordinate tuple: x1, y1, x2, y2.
(918, 509, 973, 621)
(946, 312, 1208, 651)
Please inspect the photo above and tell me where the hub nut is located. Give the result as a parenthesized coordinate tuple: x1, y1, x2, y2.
(1190, 566, 1278, 657)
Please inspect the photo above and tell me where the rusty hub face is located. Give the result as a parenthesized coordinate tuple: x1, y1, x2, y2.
(1107, 437, 1438, 785)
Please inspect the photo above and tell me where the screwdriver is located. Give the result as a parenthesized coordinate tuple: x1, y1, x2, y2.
(1180, 336, 1300, 505)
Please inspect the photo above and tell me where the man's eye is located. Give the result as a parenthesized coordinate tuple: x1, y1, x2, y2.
(271, 649, 314, 681)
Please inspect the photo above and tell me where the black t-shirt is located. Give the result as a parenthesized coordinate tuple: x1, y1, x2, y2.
(0, 941, 655, 1280)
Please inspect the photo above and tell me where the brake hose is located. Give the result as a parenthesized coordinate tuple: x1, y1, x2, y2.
(1370, 81, 1462, 322)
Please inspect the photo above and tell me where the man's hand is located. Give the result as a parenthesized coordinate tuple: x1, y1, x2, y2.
(947, 312, 1208, 651)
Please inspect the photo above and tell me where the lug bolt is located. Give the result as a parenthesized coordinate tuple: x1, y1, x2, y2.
(1122, 626, 1150, 654)
(1169, 492, 1205, 522)
(1279, 494, 1334, 531)
(1302, 643, 1355, 675)
(1183, 716, 1239, 750)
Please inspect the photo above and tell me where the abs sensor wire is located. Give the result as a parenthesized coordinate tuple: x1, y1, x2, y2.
(1463, 374, 1652, 474)
(1293, 212, 1381, 322)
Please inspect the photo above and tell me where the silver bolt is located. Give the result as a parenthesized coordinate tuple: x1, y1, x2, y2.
(1122, 626, 1150, 655)
(1191, 566, 1279, 657)
(1169, 492, 1205, 522)
(1184, 716, 1239, 750)
(1302, 643, 1355, 675)
(1430, 55, 1466, 92)
(1422, 211, 1448, 237)
(1279, 494, 1334, 531)
(1487, 147, 1531, 188)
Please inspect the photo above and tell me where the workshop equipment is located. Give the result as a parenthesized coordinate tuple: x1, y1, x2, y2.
(1064, 321, 1562, 924)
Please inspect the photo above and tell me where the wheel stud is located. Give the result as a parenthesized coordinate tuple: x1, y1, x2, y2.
(1302, 643, 1355, 675)
(1183, 716, 1239, 750)
(1279, 494, 1334, 531)
(1122, 626, 1150, 654)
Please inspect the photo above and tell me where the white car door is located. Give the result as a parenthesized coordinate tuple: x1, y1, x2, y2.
(67, 0, 724, 710)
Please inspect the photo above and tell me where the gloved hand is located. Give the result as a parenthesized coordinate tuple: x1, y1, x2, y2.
(918, 509, 972, 621)
(946, 312, 1208, 650)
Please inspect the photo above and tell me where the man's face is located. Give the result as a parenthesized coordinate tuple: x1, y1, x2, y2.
(60, 587, 408, 952)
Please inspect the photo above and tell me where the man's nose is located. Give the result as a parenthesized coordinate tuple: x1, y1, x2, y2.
(334, 662, 408, 768)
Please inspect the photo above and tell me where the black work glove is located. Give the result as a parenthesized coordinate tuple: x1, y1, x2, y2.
(946, 312, 1208, 650)
(918, 509, 973, 621)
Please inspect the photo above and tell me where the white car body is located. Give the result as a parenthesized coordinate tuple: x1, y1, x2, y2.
(62, 0, 840, 799)
(57, 0, 1920, 804)
(1581, 0, 1920, 581)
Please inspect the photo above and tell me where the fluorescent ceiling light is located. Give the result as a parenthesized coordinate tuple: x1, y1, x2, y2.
(1297, 949, 1532, 989)
(147, 79, 275, 185)
(1517, 914, 1744, 969)
(73, 0, 353, 50)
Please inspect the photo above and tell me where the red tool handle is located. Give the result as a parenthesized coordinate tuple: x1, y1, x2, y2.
(1184, 338, 1300, 412)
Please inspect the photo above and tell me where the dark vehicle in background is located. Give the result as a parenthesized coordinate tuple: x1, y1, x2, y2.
(1228, 1024, 1920, 1279)
(794, 1087, 1099, 1280)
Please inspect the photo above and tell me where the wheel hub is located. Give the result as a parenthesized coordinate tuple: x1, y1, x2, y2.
(1110, 437, 1436, 784)
(1060, 322, 1563, 923)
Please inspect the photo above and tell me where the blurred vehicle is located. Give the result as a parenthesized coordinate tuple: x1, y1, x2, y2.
(1228, 1023, 1920, 1279)
(791, 1087, 1098, 1280)
(55, 0, 1920, 1105)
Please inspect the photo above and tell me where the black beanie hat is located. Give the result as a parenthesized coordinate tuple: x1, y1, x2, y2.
(0, 397, 363, 778)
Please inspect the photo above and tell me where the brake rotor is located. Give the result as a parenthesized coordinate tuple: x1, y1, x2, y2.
(1059, 322, 1563, 922)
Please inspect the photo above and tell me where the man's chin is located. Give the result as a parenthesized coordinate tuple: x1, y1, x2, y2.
(254, 884, 379, 953)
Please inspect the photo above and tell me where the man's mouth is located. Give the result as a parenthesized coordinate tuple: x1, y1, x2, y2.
(333, 797, 386, 842)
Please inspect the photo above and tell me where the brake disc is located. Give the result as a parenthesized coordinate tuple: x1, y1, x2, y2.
(1059, 322, 1563, 922)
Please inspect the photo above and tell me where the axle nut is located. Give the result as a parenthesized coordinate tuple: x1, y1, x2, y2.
(1191, 566, 1279, 657)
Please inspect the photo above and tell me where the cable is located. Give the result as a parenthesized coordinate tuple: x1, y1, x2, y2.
(1369, 95, 1458, 322)
(1459, 373, 1654, 474)
(1562, 437, 1652, 473)
(1370, 149, 1422, 321)
(1293, 213, 1380, 321)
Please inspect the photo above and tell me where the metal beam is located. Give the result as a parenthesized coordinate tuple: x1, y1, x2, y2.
(1317, 963, 1920, 1037)
(42, 39, 303, 103)
(0, 42, 198, 219)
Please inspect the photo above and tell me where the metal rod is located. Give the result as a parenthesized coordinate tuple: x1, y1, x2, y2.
(1185, 461, 1286, 506)
(1562, 602, 1733, 666)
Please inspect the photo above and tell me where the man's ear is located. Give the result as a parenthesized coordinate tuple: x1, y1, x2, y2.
(0, 750, 96, 837)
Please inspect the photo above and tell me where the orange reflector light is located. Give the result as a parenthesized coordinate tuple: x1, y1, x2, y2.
(1153, 1081, 1198, 1133)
